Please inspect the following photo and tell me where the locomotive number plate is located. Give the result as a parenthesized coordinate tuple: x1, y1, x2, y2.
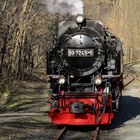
(68, 49, 94, 57)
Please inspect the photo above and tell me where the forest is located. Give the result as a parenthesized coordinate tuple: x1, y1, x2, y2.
(0, 0, 140, 90)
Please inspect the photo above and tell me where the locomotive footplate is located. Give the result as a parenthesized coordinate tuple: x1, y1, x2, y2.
(48, 92, 115, 125)
(48, 112, 114, 125)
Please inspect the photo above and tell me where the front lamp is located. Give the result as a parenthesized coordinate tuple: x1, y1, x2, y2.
(95, 76, 102, 86)
(58, 77, 65, 85)
(76, 14, 84, 24)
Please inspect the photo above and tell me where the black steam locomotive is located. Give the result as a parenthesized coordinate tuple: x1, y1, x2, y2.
(47, 15, 123, 125)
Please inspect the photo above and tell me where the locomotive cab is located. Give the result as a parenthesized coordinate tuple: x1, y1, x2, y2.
(47, 15, 123, 125)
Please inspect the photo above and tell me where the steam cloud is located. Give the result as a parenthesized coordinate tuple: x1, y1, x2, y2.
(42, 0, 84, 15)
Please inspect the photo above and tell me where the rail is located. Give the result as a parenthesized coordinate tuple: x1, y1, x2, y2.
(56, 126, 67, 140)
(91, 126, 100, 140)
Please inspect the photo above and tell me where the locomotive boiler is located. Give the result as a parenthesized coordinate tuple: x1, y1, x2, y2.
(47, 15, 123, 125)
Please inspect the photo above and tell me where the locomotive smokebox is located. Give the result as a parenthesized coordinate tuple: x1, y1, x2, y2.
(56, 15, 105, 76)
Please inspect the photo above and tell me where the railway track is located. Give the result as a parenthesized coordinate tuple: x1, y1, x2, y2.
(123, 73, 138, 88)
(123, 62, 140, 88)
(56, 125, 100, 140)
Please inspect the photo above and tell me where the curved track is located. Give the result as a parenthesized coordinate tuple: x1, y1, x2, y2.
(123, 62, 140, 87)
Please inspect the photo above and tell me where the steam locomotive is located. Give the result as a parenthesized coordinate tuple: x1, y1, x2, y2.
(47, 15, 123, 125)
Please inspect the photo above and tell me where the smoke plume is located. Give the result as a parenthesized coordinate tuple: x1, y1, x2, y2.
(42, 0, 84, 15)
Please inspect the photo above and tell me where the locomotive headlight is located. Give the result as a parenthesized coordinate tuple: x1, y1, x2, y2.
(58, 77, 65, 85)
(76, 15, 84, 24)
(95, 76, 102, 86)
